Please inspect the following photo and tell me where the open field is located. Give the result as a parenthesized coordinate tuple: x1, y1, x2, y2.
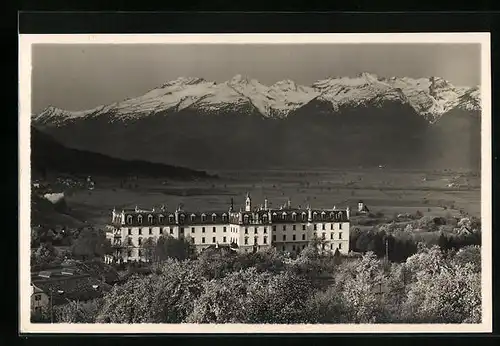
(60, 169, 481, 228)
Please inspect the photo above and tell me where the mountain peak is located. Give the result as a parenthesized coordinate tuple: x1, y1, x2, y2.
(229, 74, 256, 85)
(161, 77, 207, 88)
(272, 79, 298, 90)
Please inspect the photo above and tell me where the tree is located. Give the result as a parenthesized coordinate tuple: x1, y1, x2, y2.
(71, 228, 112, 261)
(32, 242, 59, 267)
(141, 237, 157, 263)
(97, 259, 205, 323)
(155, 235, 196, 262)
(54, 298, 102, 323)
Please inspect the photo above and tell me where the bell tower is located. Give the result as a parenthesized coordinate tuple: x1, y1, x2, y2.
(245, 193, 251, 212)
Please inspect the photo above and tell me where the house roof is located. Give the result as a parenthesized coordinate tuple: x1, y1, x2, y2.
(31, 274, 111, 306)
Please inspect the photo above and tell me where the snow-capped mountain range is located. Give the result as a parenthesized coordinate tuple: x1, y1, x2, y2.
(33, 73, 481, 125)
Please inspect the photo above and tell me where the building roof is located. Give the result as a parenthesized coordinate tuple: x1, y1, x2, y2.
(31, 274, 111, 305)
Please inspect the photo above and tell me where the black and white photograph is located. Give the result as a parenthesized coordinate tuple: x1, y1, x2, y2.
(19, 33, 491, 333)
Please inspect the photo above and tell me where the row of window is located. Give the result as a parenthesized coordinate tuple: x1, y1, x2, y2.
(280, 242, 343, 252)
(125, 211, 346, 225)
(272, 232, 343, 242)
(123, 223, 344, 236)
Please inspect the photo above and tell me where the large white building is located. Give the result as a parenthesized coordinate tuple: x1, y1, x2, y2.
(105, 195, 350, 263)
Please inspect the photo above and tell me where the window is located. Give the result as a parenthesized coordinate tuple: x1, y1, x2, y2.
(128, 229, 132, 235)
(138, 228, 142, 235)
(223, 226, 227, 232)
(313, 212, 318, 219)
(254, 237, 258, 245)
(149, 228, 153, 235)
(321, 212, 326, 220)
(191, 227, 195, 233)
(292, 213, 297, 221)
(302, 234, 306, 240)
(282, 212, 287, 220)
(339, 232, 343, 239)
(202, 227, 205, 233)
(127, 216, 132, 224)
(223, 236, 227, 243)
(245, 228, 248, 234)
(191, 214, 196, 222)
(202, 237, 205, 244)
(302, 213, 306, 221)
(330, 244, 333, 249)
(282, 225, 286, 231)
(263, 215, 268, 223)
(273, 235, 276, 241)
(293, 234, 296, 241)
(339, 243, 342, 249)
(138, 215, 143, 224)
(339, 223, 343, 230)
(213, 227, 216, 232)
(263, 237, 267, 244)
(292, 245, 296, 251)
(244, 215, 249, 223)
(322, 233, 326, 239)
(180, 227, 184, 234)
(313, 224, 317, 231)
(282, 246, 285, 251)
(322, 224, 326, 230)
(128, 250, 132, 257)
(222, 214, 227, 222)
(180, 215, 185, 222)
(293, 225, 296, 231)
(201, 214, 206, 222)
(128, 238, 132, 246)
(331, 233, 334, 239)
(35, 295, 41, 301)
(159, 215, 164, 224)
(302, 225, 306, 231)
(263, 227, 267, 234)
(331, 224, 334, 230)
(139, 249, 144, 256)
(148, 215, 153, 224)
(272, 226, 276, 232)
(170, 228, 173, 235)
(283, 235, 286, 241)
(254, 227, 258, 234)
(302, 245, 306, 249)
(169, 215, 174, 223)
(138, 238, 142, 245)
(244, 238, 248, 245)
(212, 214, 217, 222)
(212, 237, 216, 243)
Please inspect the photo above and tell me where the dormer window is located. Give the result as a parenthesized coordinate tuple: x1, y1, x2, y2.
(169, 215, 174, 223)
(272, 212, 277, 217)
(158, 215, 164, 224)
(292, 212, 297, 221)
(330, 212, 334, 219)
(201, 214, 207, 222)
(212, 213, 217, 222)
(148, 214, 153, 224)
(302, 212, 306, 221)
(282, 212, 287, 220)
(127, 215, 132, 224)
(222, 213, 227, 222)
(262, 215, 268, 222)
(179, 214, 185, 222)
(244, 215, 249, 223)
(313, 212, 318, 220)
(137, 215, 143, 224)
(321, 211, 326, 220)
(191, 214, 196, 222)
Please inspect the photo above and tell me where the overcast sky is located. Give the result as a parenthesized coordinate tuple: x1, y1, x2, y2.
(31, 43, 481, 113)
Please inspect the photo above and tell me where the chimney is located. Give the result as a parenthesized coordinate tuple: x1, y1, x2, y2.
(287, 198, 291, 209)
(264, 197, 268, 210)
(307, 206, 312, 222)
(346, 206, 350, 219)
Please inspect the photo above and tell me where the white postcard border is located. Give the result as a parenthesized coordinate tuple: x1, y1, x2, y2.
(18, 33, 492, 334)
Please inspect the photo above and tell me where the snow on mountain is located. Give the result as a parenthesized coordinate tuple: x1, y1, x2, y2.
(33, 73, 481, 125)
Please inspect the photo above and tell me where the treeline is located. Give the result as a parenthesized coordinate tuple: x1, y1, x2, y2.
(350, 215, 481, 262)
(31, 227, 113, 269)
(36, 240, 482, 324)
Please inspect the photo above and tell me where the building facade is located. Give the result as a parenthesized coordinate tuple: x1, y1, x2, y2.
(105, 195, 350, 263)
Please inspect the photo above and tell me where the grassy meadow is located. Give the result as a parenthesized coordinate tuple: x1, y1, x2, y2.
(61, 168, 481, 228)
